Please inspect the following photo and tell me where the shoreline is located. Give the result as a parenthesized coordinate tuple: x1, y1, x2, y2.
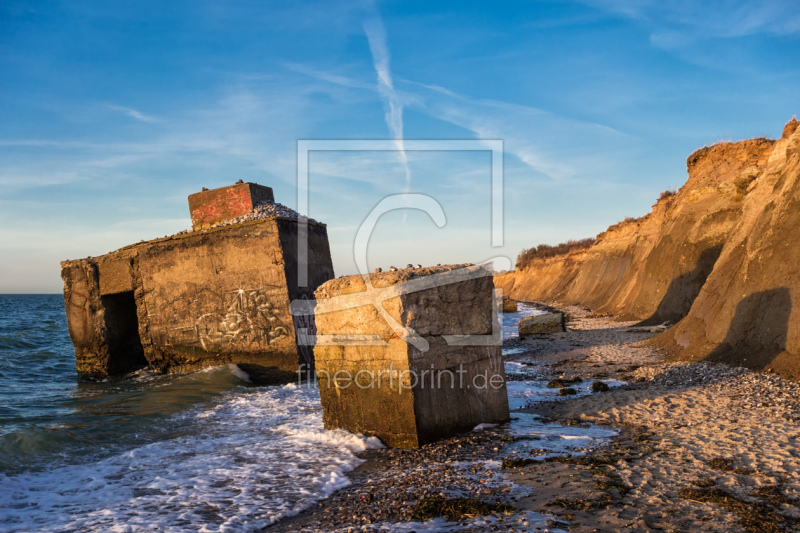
(269, 304, 800, 533)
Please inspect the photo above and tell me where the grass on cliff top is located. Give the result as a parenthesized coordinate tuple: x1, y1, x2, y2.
(411, 496, 514, 520)
(659, 188, 677, 200)
(515, 238, 595, 270)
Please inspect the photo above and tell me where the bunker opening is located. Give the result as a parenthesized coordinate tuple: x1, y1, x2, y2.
(101, 291, 147, 374)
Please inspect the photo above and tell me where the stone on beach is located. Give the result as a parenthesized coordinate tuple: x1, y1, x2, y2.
(502, 298, 518, 313)
(518, 312, 565, 336)
(312, 264, 510, 449)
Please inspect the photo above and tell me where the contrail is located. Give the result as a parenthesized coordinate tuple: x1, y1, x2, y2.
(363, 14, 411, 192)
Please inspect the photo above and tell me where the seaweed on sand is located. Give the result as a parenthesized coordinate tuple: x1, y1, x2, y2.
(411, 496, 514, 520)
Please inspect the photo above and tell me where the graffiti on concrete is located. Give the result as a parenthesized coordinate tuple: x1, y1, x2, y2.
(195, 288, 289, 350)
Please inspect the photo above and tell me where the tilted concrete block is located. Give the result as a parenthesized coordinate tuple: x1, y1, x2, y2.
(313, 265, 510, 448)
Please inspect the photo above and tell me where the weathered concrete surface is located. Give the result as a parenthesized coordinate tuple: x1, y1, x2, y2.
(502, 298, 518, 313)
(62, 187, 333, 382)
(188, 182, 274, 230)
(518, 313, 565, 336)
(313, 265, 510, 449)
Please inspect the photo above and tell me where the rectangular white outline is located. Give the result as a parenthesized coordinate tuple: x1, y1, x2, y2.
(295, 139, 504, 287)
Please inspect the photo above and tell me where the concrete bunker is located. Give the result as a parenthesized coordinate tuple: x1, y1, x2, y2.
(312, 264, 510, 448)
(61, 182, 334, 383)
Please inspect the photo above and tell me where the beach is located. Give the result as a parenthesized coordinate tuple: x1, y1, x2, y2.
(273, 305, 800, 532)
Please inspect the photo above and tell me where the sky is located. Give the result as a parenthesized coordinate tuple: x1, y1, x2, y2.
(1, 0, 798, 293)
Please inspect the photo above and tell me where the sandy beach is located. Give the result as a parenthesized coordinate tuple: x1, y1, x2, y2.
(271, 305, 800, 533)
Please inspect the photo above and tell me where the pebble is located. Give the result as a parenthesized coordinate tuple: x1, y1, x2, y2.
(277, 429, 522, 531)
(627, 362, 800, 422)
(274, 305, 800, 531)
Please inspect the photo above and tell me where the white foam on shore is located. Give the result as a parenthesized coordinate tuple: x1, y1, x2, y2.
(503, 361, 532, 374)
(227, 364, 251, 383)
(0, 383, 381, 533)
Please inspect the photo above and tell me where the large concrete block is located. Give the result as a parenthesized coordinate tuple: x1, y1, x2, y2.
(61, 186, 333, 383)
(188, 182, 274, 230)
(313, 265, 510, 448)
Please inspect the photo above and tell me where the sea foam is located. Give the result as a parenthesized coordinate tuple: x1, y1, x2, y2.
(0, 382, 381, 533)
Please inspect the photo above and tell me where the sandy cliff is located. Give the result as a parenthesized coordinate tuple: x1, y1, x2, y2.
(499, 118, 800, 378)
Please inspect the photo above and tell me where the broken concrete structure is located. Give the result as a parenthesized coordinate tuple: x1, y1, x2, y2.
(188, 181, 275, 230)
(518, 313, 565, 337)
(313, 265, 510, 448)
(61, 182, 334, 382)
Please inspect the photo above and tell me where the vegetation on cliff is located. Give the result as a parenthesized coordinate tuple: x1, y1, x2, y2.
(515, 238, 595, 270)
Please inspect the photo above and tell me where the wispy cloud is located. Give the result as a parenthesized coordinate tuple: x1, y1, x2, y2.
(283, 62, 376, 91)
(105, 104, 160, 123)
(284, 60, 636, 181)
(0, 77, 339, 194)
(363, 8, 411, 191)
(402, 80, 636, 181)
(581, 0, 800, 46)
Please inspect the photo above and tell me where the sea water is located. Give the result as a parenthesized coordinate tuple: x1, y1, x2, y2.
(0, 296, 602, 532)
(0, 295, 383, 532)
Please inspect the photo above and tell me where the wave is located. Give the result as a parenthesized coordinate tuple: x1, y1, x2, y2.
(0, 383, 383, 533)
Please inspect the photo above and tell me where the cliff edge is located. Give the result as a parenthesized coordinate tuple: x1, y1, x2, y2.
(500, 118, 800, 379)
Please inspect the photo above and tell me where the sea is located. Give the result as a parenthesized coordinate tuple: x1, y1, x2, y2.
(0, 294, 612, 532)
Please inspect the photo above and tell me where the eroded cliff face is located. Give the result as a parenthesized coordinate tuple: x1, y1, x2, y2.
(499, 118, 800, 378)
(653, 119, 800, 379)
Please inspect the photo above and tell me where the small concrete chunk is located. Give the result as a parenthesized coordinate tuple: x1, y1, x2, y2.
(518, 312, 565, 336)
(188, 182, 274, 230)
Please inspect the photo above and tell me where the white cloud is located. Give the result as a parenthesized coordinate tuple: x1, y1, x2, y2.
(401, 80, 635, 181)
(363, 9, 411, 191)
(581, 0, 800, 46)
(105, 104, 160, 123)
(284, 61, 636, 181)
(283, 62, 376, 91)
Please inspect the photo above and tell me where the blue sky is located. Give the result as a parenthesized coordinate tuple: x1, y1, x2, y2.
(1, 0, 798, 293)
